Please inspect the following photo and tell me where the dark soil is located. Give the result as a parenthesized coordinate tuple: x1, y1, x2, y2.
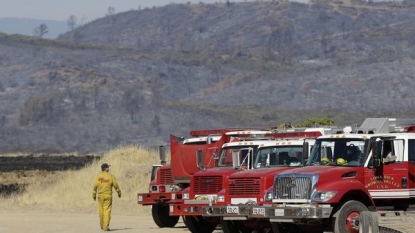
(0, 155, 100, 196)
(0, 154, 99, 172)
(0, 183, 25, 196)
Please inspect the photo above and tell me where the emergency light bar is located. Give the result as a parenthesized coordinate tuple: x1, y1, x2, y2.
(226, 131, 274, 139)
(404, 126, 415, 132)
(267, 131, 322, 139)
(189, 127, 277, 137)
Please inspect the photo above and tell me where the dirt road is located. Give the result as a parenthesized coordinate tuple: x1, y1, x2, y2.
(0, 211, 223, 233)
(1, 211, 414, 233)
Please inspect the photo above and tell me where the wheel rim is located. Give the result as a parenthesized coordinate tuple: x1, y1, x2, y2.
(345, 211, 360, 233)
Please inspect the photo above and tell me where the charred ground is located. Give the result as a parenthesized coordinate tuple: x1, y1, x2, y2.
(0, 155, 100, 196)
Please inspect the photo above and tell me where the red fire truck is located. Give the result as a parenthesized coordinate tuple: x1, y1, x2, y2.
(247, 118, 415, 233)
(202, 131, 322, 233)
(169, 129, 331, 233)
(137, 128, 274, 228)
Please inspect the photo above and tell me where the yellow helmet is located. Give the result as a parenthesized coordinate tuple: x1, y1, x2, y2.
(195, 196, 209, 201)
(336, 158, 348, 166)
(321, 157, 330, 165)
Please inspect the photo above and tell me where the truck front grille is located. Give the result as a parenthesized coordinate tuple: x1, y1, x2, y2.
(274, 177, 312, 199)
(159, 168, 174, 185)
(229, 178, 260, 196)
(193, 176, 222, 194)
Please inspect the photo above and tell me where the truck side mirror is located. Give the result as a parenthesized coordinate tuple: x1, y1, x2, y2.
(246, 149, 253, 170)
(150, 165, 161, 182)
(212, 148, 219, 160)
(266, 153, 270, 167)
(158, 145, 166, 164)
(372, 141, 382, 169)
(207, 136, 212, 144)
(302, 141, 309, 164)
(232, 151, 240, 169)
(197, 149, 204, 170)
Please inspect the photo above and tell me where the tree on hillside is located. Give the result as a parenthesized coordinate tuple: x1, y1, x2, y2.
(107, 7, 115, 16)
(19, 94, 63, 126)
(122, 88, 143, 124)
(67, 15, 87, 42)
(297, 117, 334, 127)
(151, 114, 161, 135)
(207, 58, 222, 82)
(67, 15, 77, 31)
(33, 23, 48, 38)
(178, 67, 193, 96)
(266, 17, 294, 60)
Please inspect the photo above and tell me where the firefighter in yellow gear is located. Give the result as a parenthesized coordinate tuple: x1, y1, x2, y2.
(92, 163, 122, 231)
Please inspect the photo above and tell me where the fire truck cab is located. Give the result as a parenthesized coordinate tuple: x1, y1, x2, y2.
(201, 129, 330, 233)
(137, 127, 275, 228)
(247, 118, 415, 233)
(170, 137, 271, 233)
(171, 129, 330, 233)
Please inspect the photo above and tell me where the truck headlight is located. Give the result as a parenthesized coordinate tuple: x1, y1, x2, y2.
(312, 191, 338, 202)
(183, 193, 190, 200)
(264, 191, 273, 202)
(217, 195, 225, 203)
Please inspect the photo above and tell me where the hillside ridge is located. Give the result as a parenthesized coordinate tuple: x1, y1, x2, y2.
(1, 0, 415, 153)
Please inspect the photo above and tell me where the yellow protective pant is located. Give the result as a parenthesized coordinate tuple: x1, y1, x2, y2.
(98, 195, 112, 230)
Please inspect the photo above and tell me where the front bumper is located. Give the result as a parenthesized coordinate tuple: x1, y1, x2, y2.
(137, 191, 182, 205)
(247, 204, 333, 222)
(202, 205, 250, 219)
(169, 200, 211, 216)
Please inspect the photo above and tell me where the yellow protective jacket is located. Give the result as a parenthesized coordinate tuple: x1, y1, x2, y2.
(92, 171, 121, 198)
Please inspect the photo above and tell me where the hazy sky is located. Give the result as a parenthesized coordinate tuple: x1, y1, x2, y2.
(0, 0, 239, 21)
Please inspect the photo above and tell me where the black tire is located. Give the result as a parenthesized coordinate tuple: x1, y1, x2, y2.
(359, 211, 371, 233)
(253, 226, 274, 233)
(151, 204, 180, 228)
(271, 222, 299, 233)
(359, 211, 379, 233)
(186, 215, 217, 233)
(220, 219, 252, 233)
(182, 216, 189, 228)
(370, 212, 379, 233)
(333, 200, 368, 233)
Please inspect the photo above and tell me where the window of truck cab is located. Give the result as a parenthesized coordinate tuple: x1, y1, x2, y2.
(366, 138, 404, 167)
(307, 138, 367, 167)
(217, 146, 258, 167)
(254, 146, 303, 168)
(409, 139, 415, 163)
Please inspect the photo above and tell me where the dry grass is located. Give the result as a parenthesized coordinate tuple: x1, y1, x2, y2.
(0, 145, 160, 216)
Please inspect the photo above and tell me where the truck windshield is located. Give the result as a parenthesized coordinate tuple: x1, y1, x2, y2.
(254, 146, 303, 168)
(307, 138, 366, 167)
(217, 146, 258, 167)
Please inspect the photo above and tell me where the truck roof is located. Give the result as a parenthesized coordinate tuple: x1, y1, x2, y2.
(318, 132, 415, 140)
(183, 135, 222, 144)
(258, 139, 314, 148)
(360, 117, 415, 133)
(189, 127, 277, 137)
(183, 130, 275, 144)
(319, 133, 373, 140)
(225, 130, 274, 136)
(222, 139, 274, 148)
(226, 129, 326, 141)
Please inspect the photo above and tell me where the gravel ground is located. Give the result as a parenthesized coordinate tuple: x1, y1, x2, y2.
(0, 212, 175, 233)
(0, 211, 414, 233)
(0, 212, 226, 233)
